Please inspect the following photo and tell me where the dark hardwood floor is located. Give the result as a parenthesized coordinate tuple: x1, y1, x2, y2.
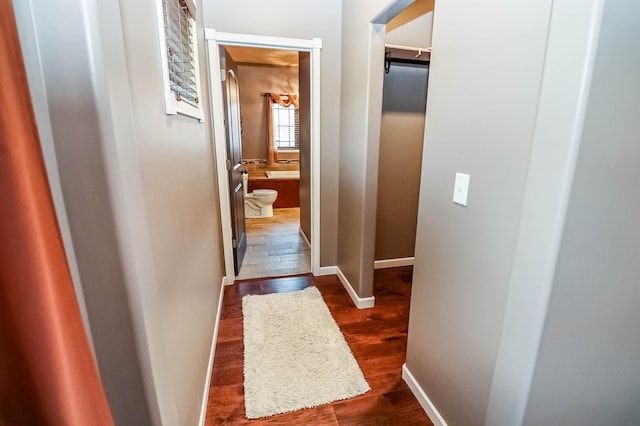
(205, 267, 432, 425)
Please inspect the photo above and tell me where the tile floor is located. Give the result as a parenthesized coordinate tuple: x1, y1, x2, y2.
(235, 208, 311, 280)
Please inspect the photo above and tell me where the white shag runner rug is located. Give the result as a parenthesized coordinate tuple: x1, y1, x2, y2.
(242, 286, 370, 419)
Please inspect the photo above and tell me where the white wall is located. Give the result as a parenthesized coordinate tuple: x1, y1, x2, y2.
(204, 0, 342, 266)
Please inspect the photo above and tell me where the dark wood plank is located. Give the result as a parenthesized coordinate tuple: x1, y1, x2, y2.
(204, 266, 432, 425)
(333, 389, 432, 425)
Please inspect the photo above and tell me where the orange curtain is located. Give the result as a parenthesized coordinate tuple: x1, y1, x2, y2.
(266, 93, 299, 165)
(0, 2, 114, 425)
(270, 93, 299, 108)
(266, 94, 276, 165)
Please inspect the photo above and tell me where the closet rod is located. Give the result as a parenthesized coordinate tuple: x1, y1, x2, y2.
(384, 43, 431, 53)
(386, 57, 430, 65)
(384, 50, 430, 73)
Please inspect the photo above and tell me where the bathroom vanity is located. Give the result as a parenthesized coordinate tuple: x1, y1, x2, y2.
(247, 174, 300, 208)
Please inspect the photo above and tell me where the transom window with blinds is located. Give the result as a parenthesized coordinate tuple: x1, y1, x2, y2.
(157, 0, 203, 120)
(273, 104, 300, 150)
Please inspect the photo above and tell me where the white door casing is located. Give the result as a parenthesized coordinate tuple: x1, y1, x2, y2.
(205, 30, 322, 281)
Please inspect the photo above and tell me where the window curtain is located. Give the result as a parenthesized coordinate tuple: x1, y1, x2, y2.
(265, 93, 299, 165)
(0, 2, 114, 425)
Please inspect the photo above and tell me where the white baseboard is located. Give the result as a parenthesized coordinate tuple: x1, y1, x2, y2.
(198, 276, 227, 426)
(316, 266, 337, 276)
(374, 257, 415, 269)
(336, 266, 375, 309)
(402, 364, 448, 426)
(223, 275, 233, 286)
(299, 228, 311, 248)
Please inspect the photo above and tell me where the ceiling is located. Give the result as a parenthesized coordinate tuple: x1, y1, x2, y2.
(225, 46, 299, 67)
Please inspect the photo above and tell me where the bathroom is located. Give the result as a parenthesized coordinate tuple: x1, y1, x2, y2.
(223, 45, 311, 280)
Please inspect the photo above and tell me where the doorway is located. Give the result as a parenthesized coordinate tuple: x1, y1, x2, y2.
(374, 48, 429, 270)
(361, 0, 434, 300)
(373, 2, 434, 273)
(219, 45, 310, 280)
(206, 31, 322, 282)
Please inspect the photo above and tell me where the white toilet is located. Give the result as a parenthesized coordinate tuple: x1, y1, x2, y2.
(243, 174, 278, 218)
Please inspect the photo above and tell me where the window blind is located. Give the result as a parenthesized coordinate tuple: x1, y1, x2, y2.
(273, 104, 300, 149)
(162, 0, 199, 107)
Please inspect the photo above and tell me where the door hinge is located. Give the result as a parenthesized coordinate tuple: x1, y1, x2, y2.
(226, 159, 232, 170)
(232, 238, 237, 248)
(220, 69, 226, 81)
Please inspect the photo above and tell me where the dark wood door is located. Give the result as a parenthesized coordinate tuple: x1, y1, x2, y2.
(222, 65, 247, 275)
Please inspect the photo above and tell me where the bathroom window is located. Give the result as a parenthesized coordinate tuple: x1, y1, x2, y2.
(156, 0, 204, 120)
(272, 103, 299, 150)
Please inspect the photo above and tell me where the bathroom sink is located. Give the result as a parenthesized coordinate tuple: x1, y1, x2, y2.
(266, 170, 300, 179)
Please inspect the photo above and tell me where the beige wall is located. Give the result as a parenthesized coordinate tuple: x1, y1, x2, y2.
(483, 0, 608, 422)
(17, 0, 155, 423)
(338, 0, 390, 298)
(523, 0, 640, 423)
(404, 0, 554, 424)
(17, 0, 226, 424)
(204, 0, 342, 266)
(237, 64, 299, 160)
(386, 0, 434, 47)
(119, 0, 225, 424)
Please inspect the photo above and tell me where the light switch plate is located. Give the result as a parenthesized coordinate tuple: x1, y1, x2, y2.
(453, 173, 470, 206)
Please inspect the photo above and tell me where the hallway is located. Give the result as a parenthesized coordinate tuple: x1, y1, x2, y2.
(236, 208, 311, 280)
(205, 267, 431, 424)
